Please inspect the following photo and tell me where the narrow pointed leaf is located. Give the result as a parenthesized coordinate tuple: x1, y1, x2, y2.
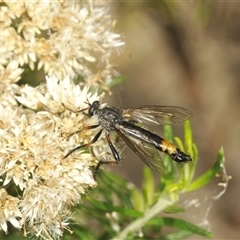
(186, 149, 224, 191)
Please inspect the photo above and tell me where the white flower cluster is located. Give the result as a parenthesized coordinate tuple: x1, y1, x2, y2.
(0, 76, 104, 239)
(0, 0, 124, 88)
(0, 1, 124, 238)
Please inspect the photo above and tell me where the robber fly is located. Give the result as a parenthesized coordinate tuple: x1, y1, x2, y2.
(63, 101, 192, 179)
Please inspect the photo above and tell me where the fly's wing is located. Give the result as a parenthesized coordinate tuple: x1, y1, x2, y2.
(121, 106, 192, 125)
(117, 129, 165, 173)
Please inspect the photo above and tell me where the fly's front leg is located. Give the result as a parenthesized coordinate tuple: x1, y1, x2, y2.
(67, 124, 100, 137)
(93, 133, 121, 180)
(63, 125, 101, 158)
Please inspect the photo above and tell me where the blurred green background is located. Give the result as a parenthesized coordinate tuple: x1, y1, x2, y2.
(103, 2, 239, 239)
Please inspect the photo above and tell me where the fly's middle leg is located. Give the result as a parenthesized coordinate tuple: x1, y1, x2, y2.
(93, 133, 120, 180)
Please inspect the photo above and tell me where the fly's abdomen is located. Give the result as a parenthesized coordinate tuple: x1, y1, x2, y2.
(119, 121, 192, 163)
(156, 139, 192, 163)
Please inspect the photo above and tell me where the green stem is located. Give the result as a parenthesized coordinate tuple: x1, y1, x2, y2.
(113, 191, 178, 239)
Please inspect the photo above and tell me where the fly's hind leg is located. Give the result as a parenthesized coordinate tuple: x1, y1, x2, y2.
(93, 160, 118, 180)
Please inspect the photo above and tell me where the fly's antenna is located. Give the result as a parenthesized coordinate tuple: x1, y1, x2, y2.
(62, 103, 89, 113)
(85, 98, 92, 106)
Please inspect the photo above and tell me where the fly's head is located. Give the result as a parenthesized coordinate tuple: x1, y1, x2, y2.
(87, 100, 100, 117)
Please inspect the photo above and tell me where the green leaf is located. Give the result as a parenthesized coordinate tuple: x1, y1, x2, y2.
(142, 166, 155, 208)
(184, 120, 193, 156)
(174, 136, 184, 152)
(160, 229, 208, 240)
(186, 148, 225, 191)
(147, 217, 213, 238)
(164, 205, 185, 214)
(87, 197, 143, 218)
(93, 76, 126, 94)
(131, 187, 145, 212)
(2, 236, 29, 240)
(163, 124, 174, 175)
(66, 226, 96, 240)
(107, 76, 126, 89)
(97, 171, 133, 208)
(163, 124, 174, 143)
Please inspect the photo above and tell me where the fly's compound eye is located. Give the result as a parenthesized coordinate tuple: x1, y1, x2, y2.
(88, 101, 100, 116)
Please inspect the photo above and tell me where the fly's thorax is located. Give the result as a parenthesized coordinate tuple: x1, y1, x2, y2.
(98, 106, 123, 131)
